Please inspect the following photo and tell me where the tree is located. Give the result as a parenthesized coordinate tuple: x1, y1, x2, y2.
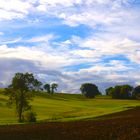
(51, 83, 58, 94)
(111, 85, 133, 99)
(80, 83, 100, 98)
(43, 83, 51, 93)
(105, 87, 113, 96)
(133, 85, 140, 99)
(112, 85, 121, 99)
(120, 85, 133, 99)
(33, 79, 42, 91)
(6, 73, 42, 122)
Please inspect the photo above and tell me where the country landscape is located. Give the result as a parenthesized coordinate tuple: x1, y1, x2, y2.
(0, 77, 140, 140)
(0, 0, 140, 140)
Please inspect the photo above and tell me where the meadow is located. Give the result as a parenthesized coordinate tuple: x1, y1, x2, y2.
(0, 90, 140, 125)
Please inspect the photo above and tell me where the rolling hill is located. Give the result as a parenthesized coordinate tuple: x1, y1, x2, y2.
(0, 90, 139, 125)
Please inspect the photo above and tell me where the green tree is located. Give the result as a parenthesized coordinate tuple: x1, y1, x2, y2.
(43, 83, 51, 93)
(120, 85, 133, 99)
(111, 85, 133, 99)
(133, 85, 140, 99)
(6, 72, 42, 122)
(51, 83, 58, 94)
(112, 86, 120, 98)
(80, 83, 100, 98)
(105, 87, 113, 96)
(33, 79, 42, 91)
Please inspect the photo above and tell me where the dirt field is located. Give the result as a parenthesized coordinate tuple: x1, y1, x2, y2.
(0, 107, 140, 140)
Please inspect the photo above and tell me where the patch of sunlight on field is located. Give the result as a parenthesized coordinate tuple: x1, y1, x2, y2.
(0, 94, 17, 124)
(0, 92, 140, 124)
(32, 94, 140, 122)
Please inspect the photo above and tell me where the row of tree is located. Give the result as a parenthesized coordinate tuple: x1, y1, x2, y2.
(43, 83, 58, 94)
(106, 85, 140, 99)
(80, 83, 140, 99)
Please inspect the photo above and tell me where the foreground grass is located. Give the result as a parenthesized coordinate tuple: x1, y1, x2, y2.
(0, 91, 139, 125)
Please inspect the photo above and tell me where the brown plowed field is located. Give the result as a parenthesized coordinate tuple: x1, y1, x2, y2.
(0, 107, 140, 140)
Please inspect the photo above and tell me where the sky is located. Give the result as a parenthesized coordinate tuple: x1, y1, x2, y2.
(0, 0, 140, 93)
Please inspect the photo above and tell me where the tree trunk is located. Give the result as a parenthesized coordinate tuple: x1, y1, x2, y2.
(18, 109, 22, 122)
(18, 91, 23, 122)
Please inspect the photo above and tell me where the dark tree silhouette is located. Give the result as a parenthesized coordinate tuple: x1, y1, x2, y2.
(80, 83, 100, 98)
(33, 79, 42, 91)
(6, 73, 42, 122)
(51, 83, 58, 94)
(133, 85, 140, 99)
(105, 87, 114, 96)
(120, 85, 133, 99)
(111, 85, 133, 99)
(43, 83, 51, 93)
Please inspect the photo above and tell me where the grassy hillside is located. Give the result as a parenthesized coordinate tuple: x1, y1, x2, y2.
(0, 91, 139, 125)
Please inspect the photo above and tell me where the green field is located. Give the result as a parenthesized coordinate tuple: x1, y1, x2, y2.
(0, 90, 140, 125)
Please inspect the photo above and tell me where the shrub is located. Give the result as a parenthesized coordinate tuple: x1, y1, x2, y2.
(23, 111, 37, 122)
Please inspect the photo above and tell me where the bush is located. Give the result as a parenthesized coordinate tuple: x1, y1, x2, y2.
(23, 111, 37, 122)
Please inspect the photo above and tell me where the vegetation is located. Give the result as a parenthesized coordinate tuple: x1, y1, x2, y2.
(105, 87, 113, 96)
(43, 83, 51, 93)
(0, 92, 139, 124)
(105, 85, 134, 99)
(80, 83, 100, 98)
(43, 83, 58, 94)
(23, 111, 37, 122)
(5, 73, 42, 122)
(0, 72, 139, 125)
(133, 85, 140, 99)
(51, 83, 58, 94)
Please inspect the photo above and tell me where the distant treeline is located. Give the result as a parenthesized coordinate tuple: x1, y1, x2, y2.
(80, 83, 140, 100)
(1, 72, 140, 100)
(105, 85, 140, 100)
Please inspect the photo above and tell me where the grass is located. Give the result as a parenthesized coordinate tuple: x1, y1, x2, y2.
(0, 90, 140, 125)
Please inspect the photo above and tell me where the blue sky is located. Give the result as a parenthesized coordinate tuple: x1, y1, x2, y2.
(0, 0, 140, 93)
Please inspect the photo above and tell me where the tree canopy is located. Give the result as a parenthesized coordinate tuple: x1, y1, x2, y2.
(80, 83, 100, 98)
(43, 83, 58, 94)
(43, 83, 51, 93)
(106, 85, 133, 99)
(133, 85, 140, 99)
(51, 83, 58, 94)
(105, 87, 114, 96)
(6, 72, 42, 122)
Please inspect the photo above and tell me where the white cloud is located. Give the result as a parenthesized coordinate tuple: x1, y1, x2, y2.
(72, 50, 95, 58)
(0, 41, 140, 93)
(27, 34, 55, 43)
(0, 37, 22, 45)
(70, 35, 140, 64)
(0, 45, 70, 69)
(34, 0, 134, 28)
(0, 0, 32, 20)
(0, 0, 31, 13)
(0, 0, 130, 23)
(38, 0, 82, 7)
